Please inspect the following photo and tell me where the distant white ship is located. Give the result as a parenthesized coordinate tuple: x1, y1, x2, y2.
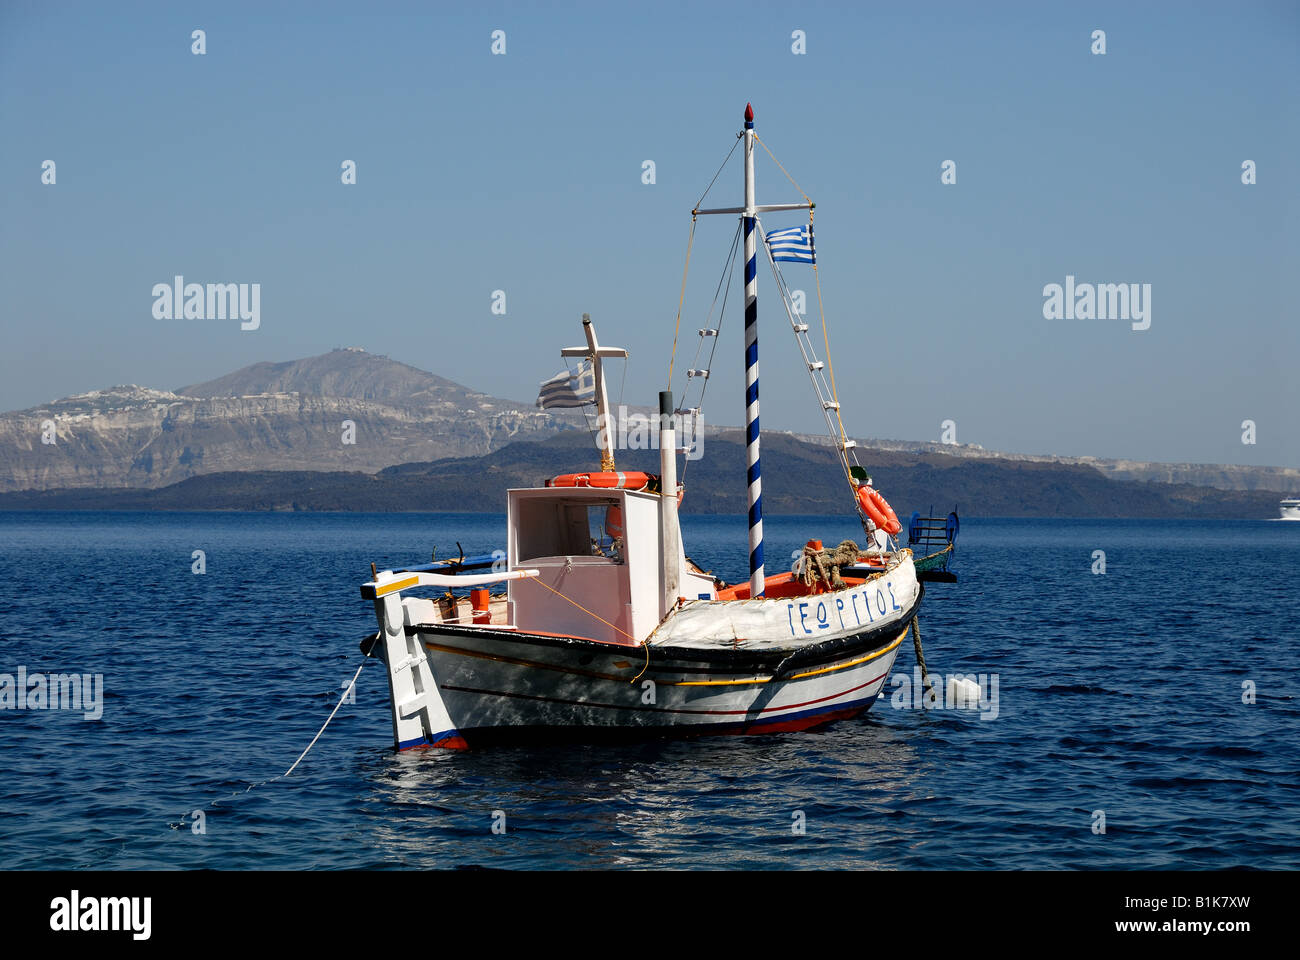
(1280, 498, 1300, 520)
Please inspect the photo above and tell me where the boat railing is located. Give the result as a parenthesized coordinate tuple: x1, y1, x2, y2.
(360, 568, 539, 601)
(906, 511, 959, 583)
(360, 567, 539, 630)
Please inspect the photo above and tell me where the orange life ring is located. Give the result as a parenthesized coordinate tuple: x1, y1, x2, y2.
(547, 471, 654, 490)
(604, 504, 625, 539)
(857, 485, 902, 535)
(605, 490, 681, 541)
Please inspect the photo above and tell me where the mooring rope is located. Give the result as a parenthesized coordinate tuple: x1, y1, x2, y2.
(282, 660, 366, 777)
(910, 615, 934, 702)
(162, 658, 369, 838)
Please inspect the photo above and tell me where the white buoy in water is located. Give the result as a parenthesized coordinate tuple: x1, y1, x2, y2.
(949, 674, 982, 709)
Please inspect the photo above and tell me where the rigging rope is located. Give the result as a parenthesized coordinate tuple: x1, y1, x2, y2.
(675, 131, 870, 532)
(753, 131, 812, 205)
(750, 134, 847, 465)
(573, 358, 602, 455)
(670, 130, 743, 390)
(522, 574, 641, 645)
(680, 219, 741, 485)
(694, 131, 743, 210)
(811, 212, 854, 476)
(667, 215, 697, 390)
(756, 213, 863, 522)
(750, 135, 855, 482)
(519, 574, 651, 682)
(747, 124, 867, 512)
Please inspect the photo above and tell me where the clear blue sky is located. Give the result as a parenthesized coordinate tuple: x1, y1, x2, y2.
(2, 0, 1296, 466)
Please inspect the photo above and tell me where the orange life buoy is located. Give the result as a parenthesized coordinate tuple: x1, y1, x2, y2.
(604, 504, 625, 539)
(547, 471, 654, 490)
(857, 485, 902, 536)
(605, 490, 681, 541)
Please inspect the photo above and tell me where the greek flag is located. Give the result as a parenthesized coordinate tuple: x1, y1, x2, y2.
(536, 359, 596, 408)
(765, 224, 816, 264)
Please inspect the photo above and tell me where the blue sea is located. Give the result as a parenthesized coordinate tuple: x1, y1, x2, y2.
(0, 511, 1295, 870)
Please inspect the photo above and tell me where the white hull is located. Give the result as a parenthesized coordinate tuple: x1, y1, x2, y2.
(404, 621, 906, 747)
(369, 554, 921, 749)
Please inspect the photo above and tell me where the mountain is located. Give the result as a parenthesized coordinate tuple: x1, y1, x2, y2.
(0, 429, 1287, 518)
(0, 348, 582, 492)
(177, 347, 492, 407)
(0, 348, 1292, 498)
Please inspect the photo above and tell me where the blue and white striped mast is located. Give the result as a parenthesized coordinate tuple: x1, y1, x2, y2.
(693, 103, 812, 598)
(741, 104, 764, 597)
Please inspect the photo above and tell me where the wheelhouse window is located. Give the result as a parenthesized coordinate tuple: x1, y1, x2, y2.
(516, 497, 625, 562)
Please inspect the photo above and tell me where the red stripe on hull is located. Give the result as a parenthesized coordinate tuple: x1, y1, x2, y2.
(399, 733, 470, 752)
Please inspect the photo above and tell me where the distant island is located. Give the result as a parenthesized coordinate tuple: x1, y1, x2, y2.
(1, 349, 1293, 518)
(0, 428, 1288, 519)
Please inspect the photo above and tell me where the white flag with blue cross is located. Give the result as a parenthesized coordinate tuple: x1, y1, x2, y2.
(765, 224, 815, 264)
(536, 359, 596, 408)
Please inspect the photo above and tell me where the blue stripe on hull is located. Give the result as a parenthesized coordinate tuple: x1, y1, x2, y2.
(397, 728, 462, 750)
(744, 691, 881, 729)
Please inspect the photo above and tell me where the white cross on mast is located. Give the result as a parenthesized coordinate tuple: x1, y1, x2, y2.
(561, 313, 626, 472)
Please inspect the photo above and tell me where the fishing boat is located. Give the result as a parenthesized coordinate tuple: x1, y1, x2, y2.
(358, 104, 951, 749)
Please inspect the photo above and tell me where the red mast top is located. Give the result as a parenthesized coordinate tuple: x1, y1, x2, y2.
(744, 102, 754, 123)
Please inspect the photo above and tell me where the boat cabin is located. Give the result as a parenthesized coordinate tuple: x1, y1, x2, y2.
(506, 483, 715, 645)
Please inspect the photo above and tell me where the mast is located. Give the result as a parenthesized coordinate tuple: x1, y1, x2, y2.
(692, 103, 813, 597)
(658, 390, 681, 615)
(561, 313, 626, 471)
(742, 103, 764, 597)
